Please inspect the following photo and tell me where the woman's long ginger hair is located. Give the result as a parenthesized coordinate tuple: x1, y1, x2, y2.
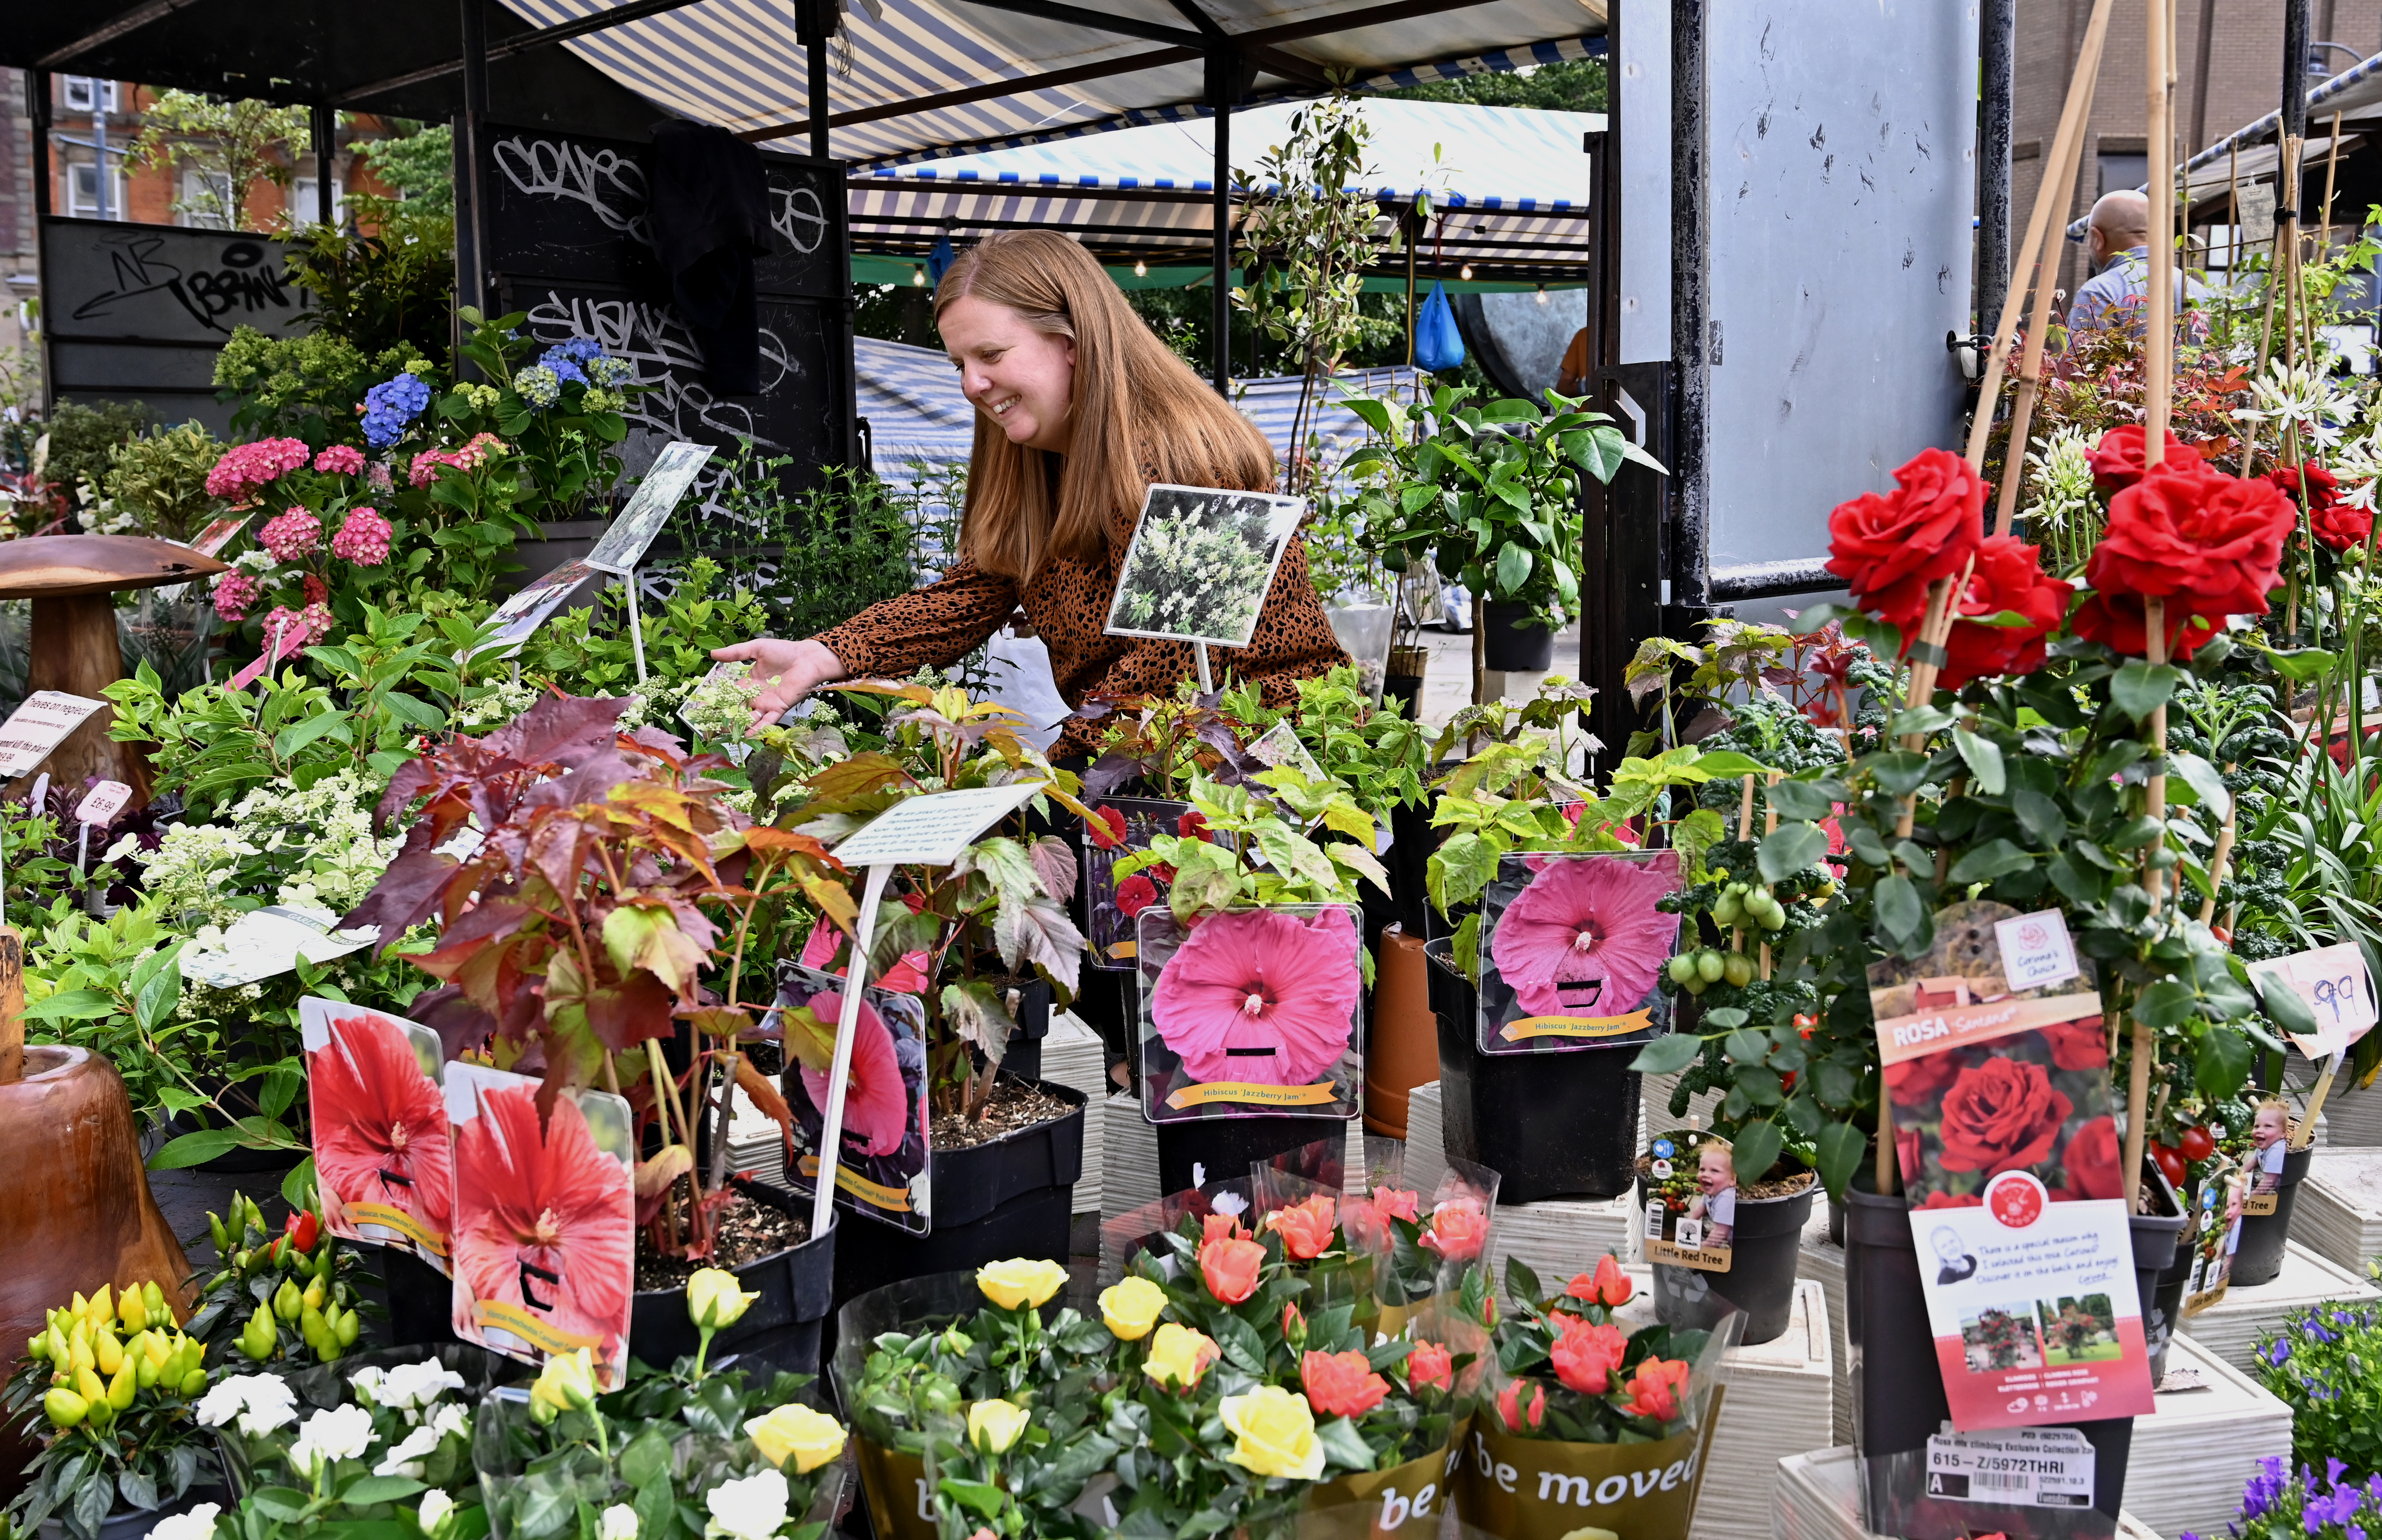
(934, 231, 1276, 581)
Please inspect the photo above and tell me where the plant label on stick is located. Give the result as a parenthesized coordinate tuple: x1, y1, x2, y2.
(443, 1061, 635, 1389)
(300, 997, 452, 1269)
(0, 692, 105, 778)
(1641, 1130, 1735, 1272)
(769, 958, 932, 1235)
(2182, 1159, 2247, 1312)
(1104, 485, 1305, 651)
(832, 782, 1045, 868)
(185, 515, 251, 558)
(73, 781, 129, 826)
(2247, 943, 2376, 1059)
(584, 442, 713, 575)
(475, 559, 599, 659)
(181, 905, 378, 988)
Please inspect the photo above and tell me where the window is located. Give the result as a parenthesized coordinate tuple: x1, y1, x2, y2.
(61, 78, 118, 114)
(2097, 153, 2147, 199)
(67, 161, 126, 219)
(178, 168, 235, 229)
(291, 176, 344, 227)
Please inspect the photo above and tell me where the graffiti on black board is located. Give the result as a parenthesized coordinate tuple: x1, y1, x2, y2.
(64, 232, 305, 337)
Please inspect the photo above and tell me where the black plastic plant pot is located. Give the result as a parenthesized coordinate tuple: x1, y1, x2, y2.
(1846, 1185, 2168, 1540)
(1155, 1114, 1352, 1196)
(828, 1080, 1085, 1321)
(995, 979, 1053, 1083)
(1425, 937, 1641, 1202)
(1481, 600, 1555, 672)
(39, 1486, 228, 1540)
(1641, 1170, 1816, 1347)
(629, 1181, 838, 1377)
(2230, 1144, 2314, 1287)
(376, 1242, 464, 1351)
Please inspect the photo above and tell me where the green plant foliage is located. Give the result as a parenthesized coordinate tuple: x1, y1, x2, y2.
(102, 421, 227, 541)
(528, 557, 774, 719)
(41, 398, 150, 499)
(2253, 1296, 2382, 1479)
(213, 328, 405, 446)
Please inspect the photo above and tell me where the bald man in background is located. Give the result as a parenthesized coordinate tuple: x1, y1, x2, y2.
(2062, 188, 2204, 348)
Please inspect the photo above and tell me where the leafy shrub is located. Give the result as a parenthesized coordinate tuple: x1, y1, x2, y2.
(103, 421, 226, 541)
(2254, 1296, 2382, 1479)
(42, 398, 149, 496)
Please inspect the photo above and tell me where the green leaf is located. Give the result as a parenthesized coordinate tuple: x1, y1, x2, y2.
(147, 1129, 240, 1170)
(2195, 1026, 2256, 1099)
(340, 1476, 426, 1505)
(1758, 821, 1828, 882)
(2110, 661, 2184, 722)
(1952, 727, 2006, 795)
(1768, 777, 1846, 822)
(2254, 643, 2338, 683)
(938, 1481, 1007, 1520)
(2132, 980, 2198, 1028)
(1816, 1120, 1867, 1198)
(1731, 1120, 1784, 1185)
(1889, 705, 1955, 737)
(271, 709, 347, 762)
(1628, 1033, 1705, 1075)
(2167, 751, 2233, 822)
(2256, 971, 2321, 1038)
(20, 988, 117, 1021)
(2012, 790, 2068, 849)
(1503, 1255, 1543, 1309)
(1948, 839, 2032, 885)
(1691, 750, 1772, 777)
(250, 1489, 312, 1522)
(1494, 543, 1534, 594)
(1875, 874, 1924, 944)
(281, 1156, 318, 1213)
(1313, 1416, 1376, 1472)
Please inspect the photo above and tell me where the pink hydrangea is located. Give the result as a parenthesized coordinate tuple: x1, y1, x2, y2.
(259, 602, 333, 657)
(407, 433, 508, 489)
(366, 461, 394, 493)
(205, 438, 310, 501)
(314, 445, 366, 476)
(211, 570, 260, 622)
(330, 507, 392, 566)
(258, 508, 322, 561)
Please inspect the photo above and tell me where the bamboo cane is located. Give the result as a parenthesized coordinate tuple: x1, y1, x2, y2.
(2123, 593, 2170, 1216)
(2144, 0, 2175, 456)
(2320, 110, 2344, 250)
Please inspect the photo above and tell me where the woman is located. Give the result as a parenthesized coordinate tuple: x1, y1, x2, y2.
(715, 230, 1349, 748)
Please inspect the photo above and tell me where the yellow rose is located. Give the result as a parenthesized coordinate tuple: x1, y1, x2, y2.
(1141, 1322, 1221, 1391)
(686, 1268, 761, 1331)
(966, 1398, 1031, 1455)
(744, 1403, 847, 1474)
(1098, 1277, 1167, 1341)
(1559, 1529, 1622, 1540)
(1219, 1386, 1325, 1481)
(530, 1348, 599, 1422)
(975, 1258, 1068, 1312)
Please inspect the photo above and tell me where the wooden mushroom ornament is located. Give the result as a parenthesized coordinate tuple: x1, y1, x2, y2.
(0, 535, 228, 807)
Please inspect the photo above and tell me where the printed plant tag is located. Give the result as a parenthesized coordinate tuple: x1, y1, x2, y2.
(2240, 1095, 2293, 1215)
(1995, 909, 2081, 991)
(1246, 718, 1327, 782)
(1081, 796, 1221, 970)
(301, 997, 451, 1269)
(0, 691, 105, 777)
(585, 440, 713, 574)
(2182, 1160, 2247, 1315)
(74, 780, 131, 826)
(770, 961, 933, 1234)
(832, 781, 1044, 868)
(1135, 903, 1363, 1124)
(1476, 850, 1681, 1055)
(1640, 1131, 1734, 1273)
(444, 1062, 635, 1389)
(1924, 1426, 2096, 1507)
(1104, 484, 1305, 649)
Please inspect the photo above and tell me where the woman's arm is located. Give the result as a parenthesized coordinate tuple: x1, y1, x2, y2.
(714, 560, 1023, 723)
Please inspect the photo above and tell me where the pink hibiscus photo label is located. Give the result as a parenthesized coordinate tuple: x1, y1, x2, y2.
(1135, 903, 1365, 1124)
(1477, 851, 1684, 1055)
(768, 962, 933, 1233)
(300, 996, 453, 1266)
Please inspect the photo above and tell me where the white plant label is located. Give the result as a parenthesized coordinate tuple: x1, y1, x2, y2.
(0, 692, 106, 778)
(833, 782, 1046, 868)
(586, 441, 713, 575)
(1994, 909, 2081, 991)
(181, 905, 380, 988)
(1924, 1428, 2094, 1508)
(74, 780, 132, 825)
(2250, 942, 2378, 1058)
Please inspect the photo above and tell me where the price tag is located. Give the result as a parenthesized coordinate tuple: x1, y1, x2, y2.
(1925, 1428, 2095, 1507)
(2250, 943, 2377, 1057)
(1995, 909, 2081, 991)
(75, 781, 131, 826)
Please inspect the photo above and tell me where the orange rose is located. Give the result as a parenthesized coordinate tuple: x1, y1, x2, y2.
(1198, 1236, 1266, 1304)
(1564, 1255, 1633, 1308)
(1301, 1349, 1390, 1418)
(1201, 1212, 1245, 1242)
(1264, 1196, 1337, 1260)
(1618, 1357, 1692, 1421)
(1419, 1197, 1488, 1261)
(1548, 1315, 1628, 1395)
(1406, 1339, 1454, 1394)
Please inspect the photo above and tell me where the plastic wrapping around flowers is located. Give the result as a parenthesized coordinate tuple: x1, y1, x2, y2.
(766, 961, 933, 1235)
(1136, 903, 1366, 1124)
(1477, 850, 1684, 1055)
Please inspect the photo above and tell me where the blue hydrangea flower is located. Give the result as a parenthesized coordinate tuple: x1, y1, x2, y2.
(537, 337, 605, 387)
(513, 365, 562, 409)
(586, 354, 633, 388)
(361, 372, 431, 449)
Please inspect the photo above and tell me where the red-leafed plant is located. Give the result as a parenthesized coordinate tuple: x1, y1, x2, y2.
(342, 692, 857, 1258)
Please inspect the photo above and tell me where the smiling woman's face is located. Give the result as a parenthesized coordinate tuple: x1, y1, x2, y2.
(940, 294, 1077, 453)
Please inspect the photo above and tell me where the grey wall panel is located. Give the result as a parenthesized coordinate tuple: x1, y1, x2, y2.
(1618, 0, 1671, 366)
(1704, 0, 1977, 572)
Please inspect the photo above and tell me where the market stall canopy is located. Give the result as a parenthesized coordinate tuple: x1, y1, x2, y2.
(849, 96, 1602, 279)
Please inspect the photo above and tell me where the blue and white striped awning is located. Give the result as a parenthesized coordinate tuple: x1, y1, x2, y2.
(499, 0, 1609, 166)
(850, 96, 1602, 271)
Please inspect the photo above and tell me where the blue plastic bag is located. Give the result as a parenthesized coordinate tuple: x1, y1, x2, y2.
(1415, 281, 1466, 373)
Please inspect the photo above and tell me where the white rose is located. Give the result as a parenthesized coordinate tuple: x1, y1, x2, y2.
(599, 1504, 640, 1540)
(428, 1401, 471, 1442)
(346, 1366, 388, 1406)
(703, 1468, 791, 1540)
(195, 1375, 298, 1438)
(143, 1503, 222, 1540)
(379, 1358, 467, 1412)
(417, 1490, 457, 1538)
(374, 1422, 443, 1479)
(291, 1403, 376, 1477)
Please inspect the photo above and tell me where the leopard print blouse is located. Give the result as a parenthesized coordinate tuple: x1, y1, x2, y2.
(812, 483, 1350, 756)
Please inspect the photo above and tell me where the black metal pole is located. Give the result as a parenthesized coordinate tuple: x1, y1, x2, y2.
(456, 0, 489, 325)
(312, 104, 335, 225)
(1671, 0, 1709, 610)
(27, 71, 50, 219)
(2283, 0, 2312, 142)
(801, 0, 832, 162)
(1978, 0, 2014, 333)
(1208, 48, 1234, 397)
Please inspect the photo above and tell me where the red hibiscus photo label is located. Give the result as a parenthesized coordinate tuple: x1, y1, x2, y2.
(1477, 851, 1683, 1057)
(301, 997, 453, 1266)
(443, 1062, 636, 1389)
(1869, 900, 2124, 1209)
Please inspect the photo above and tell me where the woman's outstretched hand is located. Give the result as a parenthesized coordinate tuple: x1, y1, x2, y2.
(711, 637, 848, 729)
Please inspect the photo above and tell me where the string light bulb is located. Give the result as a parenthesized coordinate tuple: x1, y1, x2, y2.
(1535, 284, 1548, 304)
(1135, 259, 1147, 277)
(911, 265, 926, 287)
(1459, 263, 1474, 281)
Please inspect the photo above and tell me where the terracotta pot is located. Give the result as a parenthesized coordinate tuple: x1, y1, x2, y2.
(0, 1046, 193, 1503)
(1364, 929, 1438, 1138)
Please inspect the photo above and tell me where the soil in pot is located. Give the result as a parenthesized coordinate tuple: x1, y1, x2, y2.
(631, 1180, 834, 1376)
(1637, 1150, 1816, 1347)
(1481, 600, 1555, 672)
(2230, 1143, 2313, 1287)
(1425, 937, 1641, 1202)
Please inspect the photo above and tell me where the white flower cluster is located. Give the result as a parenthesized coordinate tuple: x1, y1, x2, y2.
(453, 675, 540, 731)
(234, 549, 278, 575)
(111, 772, 396, 927)
(2021, 428, 2096, 533)
(680, 662, 766, 746)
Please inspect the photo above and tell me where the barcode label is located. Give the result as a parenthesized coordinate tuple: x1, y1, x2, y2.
(1971, 1473, 2031, 1491)
(1925, 1430, 2095, 1509)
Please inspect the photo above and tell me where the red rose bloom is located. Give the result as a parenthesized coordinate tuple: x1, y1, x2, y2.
(1419, 1197, 1489, 1261)
(1935, 1060, 2074, 1176)
(1549, 1315, 1630, 1395)
(1825, 448, 1986, 621)
(1302, 1349, 1392, 1418)
(1895, 1124, 1924, 1187)
(2088, 424, 2203, 491)
(2042, 1017, 2108, 1071)
(1618, 1357, 1693, 1422)
(2085, 469, 2295, 644)
(1198, 1236, 1265, 1303)
(2277, 462, 2375, 552)
(1366, 1187, 1421, 1224)
(1935, 536, 2074, 689)
(1564, 1253, 1634, 1308)
(2056, 1115, 2124, 1201)
(1201, 1212, 1245, 1241)
(1497, 1379, 1545, 1432)
(1884, 1049, 1963, 1104)
(1406, 1339, 1455, 1394)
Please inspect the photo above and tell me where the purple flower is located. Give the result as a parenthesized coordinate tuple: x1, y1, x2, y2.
(2267, 1338, 2295, 1365)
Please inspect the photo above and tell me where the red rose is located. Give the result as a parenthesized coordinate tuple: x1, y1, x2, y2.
(1498, 1379, 1545, 1432)
(1419, 1197, 1489, 1260)
(1917, 1190, 1984, 1209)
(2277, 463, 2376, 553)
(2070, 591, 2224, 659)
(1365, 1186, 1421, 1224)
(2042, 1017, 2108, 1071)
(1549, 1315, 1630, 1394)
(1114, 872, 1159, 917)
(1935, 1060, 2074, 1176)
(2088, 424, 2203, 491)
(1302, 1349, 1392, 1418)
(1563, 1253, 1634, 1308)
(2056, 1115, 2124, 1201)
(2087, 469, 2295, 631)
(1618, 1357, 1693, 1422)
(1935, 535, 2074, 689)
(1201, 1212, 1245, 1241)
(1406, 1339, 1455, 1395)
(1884, 1050, 1963, 1104)
(1825, 448, 1986, 619)
(1895, 1123, 1924, 1186)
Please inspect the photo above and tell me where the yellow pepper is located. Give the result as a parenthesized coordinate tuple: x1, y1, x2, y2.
(43, 1388, 87, 1428)
(118, 1291, 147, 1333)
(74, 1365, 106, 1407)
(93, 1329, 123, 1377)
(106, 1358, 136, 1410)
(87, 1285, 112, 1325)
(142, 1282, 167, 1325)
